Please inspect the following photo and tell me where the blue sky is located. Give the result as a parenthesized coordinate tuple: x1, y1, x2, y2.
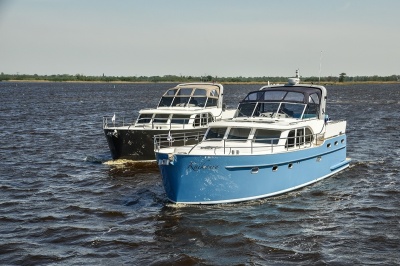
(1, 0, 399, 77)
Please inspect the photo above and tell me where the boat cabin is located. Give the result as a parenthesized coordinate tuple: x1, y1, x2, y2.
(202, 125, 316, 154)
(132, 83, 227, 129)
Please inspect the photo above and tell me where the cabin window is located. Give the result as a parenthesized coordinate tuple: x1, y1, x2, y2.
(210, 89, 219, 97)
(286, 130, 296, 148)
(170, 114, 190, 124)
(283, 103, 306, 118)
(297, 128, 305, 145)
(158, 88, 178, 107)
(194, 114, 200, 127)
(263, 91, 286, 101)
(205, 98, 218, 107)
(178, 88, 193, 96)
(136, 114, 153, 124)
(189, 96, 206, 107)
(305, 127, 314, 143)
(309, 93, 320, 104)
(256, 102, 280, 117)
(193, 113, 212, 127)
(165, 89, 178, 96)
(153, 114, 169, 123)
(260, 102, 280, 113)
(227, 128, 251, 141)
(237, 102, 256, 117)
(158, 97, 174, 107)
(244, 91, 263, 101)
(205, 127, 227, 140)
(172, 96, 190, 107)
(304, 102, 319, 118)
(193, 88, 207, 96)
(253, 130, 281, 144)
(284, 92, 304, 102)
(286, 127, 314, 148)
(202, 113, 213, 125)
(303, 93, 320, 118)
(189, 88, 208, 106)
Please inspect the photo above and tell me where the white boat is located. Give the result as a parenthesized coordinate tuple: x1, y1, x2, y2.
(103, 83, 236, 160)
(154, 71, 351, 204)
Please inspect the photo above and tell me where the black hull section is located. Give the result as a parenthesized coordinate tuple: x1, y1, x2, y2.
(104, 128, 206, 160)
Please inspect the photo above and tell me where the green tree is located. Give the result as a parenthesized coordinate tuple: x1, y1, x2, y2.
(339, 72, 346, 82)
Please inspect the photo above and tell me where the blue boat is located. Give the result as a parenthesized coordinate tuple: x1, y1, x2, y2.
(154, 71, 351, 204)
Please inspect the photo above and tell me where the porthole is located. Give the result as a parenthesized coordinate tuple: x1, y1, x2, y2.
(288, 163, 293, 169)
(251, 167, 259, 174)
(316, 156, 322, 162)
(272, 165, 278, 171)
(327, 143, 331, 148)
(341, 139, 345, 144)
(334, 141, 338, 145)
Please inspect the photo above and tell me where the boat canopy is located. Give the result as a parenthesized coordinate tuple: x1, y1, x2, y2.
(246, 86, 322, 105)
(236, 85, 326, 120)
(158, 84, 221, 108)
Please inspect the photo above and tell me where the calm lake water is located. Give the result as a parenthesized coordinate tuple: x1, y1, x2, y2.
(0, 82, 399, 265)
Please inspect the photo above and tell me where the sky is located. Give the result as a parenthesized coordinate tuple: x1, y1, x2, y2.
(0, 0, 399, 78)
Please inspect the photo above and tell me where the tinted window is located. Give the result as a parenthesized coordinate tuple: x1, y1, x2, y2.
(165, 89, 177, 96)
(284, 92, 304, 102)
(193, 89, 207, 95)
(170, 114, 190, 124)
(158, 97, 174, 107)
(236, 102, 256, 117)
(189, 97, 205, 107)
(264, 91, 286, 101)
(172, 97, 190, 107)
(206, 98, 218, 107)
(178, 88, 193, 96)
(227, 128, 251, 140)
(205, 127, 227, 140)
(137, 114, 152, 124)
(245, 91, 263, 101)
(153, 114, 169, 123)
(254, 130, 281, 144)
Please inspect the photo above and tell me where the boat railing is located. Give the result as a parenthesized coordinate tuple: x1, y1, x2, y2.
(103, 116, 132, 128)
(134, 116, 212, 130)
(153, 130, 206, 150)
(154, 132, 325, 154)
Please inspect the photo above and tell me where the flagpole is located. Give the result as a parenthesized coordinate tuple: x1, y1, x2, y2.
(112, 113, 116, 126)
(319, 50, 322, 84)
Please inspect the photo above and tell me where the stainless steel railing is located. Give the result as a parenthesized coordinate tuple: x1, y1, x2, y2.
(154, 132, 324, 154)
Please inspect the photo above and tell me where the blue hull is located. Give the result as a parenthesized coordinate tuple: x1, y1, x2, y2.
(156, 135, 350, 204)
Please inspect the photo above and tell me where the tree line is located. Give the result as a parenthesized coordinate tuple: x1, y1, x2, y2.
(1, 72, 399, 83)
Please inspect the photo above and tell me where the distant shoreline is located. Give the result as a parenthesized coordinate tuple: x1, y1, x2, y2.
(2, 79, 399, 85)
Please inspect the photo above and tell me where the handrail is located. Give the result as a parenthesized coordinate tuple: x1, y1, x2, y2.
(103, 116, 129, 128)
(153, 130, 205, 151)
(154, 132, 324, 155)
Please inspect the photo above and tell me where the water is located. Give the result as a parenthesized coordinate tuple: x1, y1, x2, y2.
(0, 82, 399, 265)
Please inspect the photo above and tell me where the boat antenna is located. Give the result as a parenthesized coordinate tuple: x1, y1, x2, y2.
(319, 50, 323, 84)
